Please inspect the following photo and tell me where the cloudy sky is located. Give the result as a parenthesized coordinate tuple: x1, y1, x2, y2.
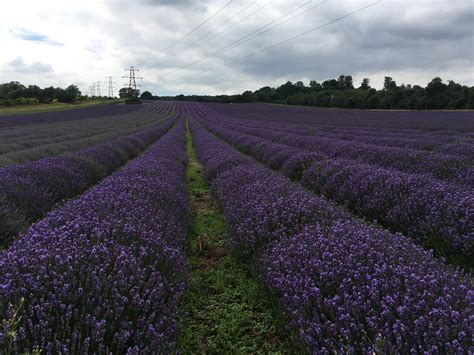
(0, 0, 473, 96)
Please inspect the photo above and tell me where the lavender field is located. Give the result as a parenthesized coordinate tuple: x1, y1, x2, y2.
(0, 101, 472, 353)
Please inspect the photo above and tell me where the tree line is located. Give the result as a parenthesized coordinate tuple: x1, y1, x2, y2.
(1, 81, 151, 107)
(0, 81, 84, 106)
(162, 76, 474, 110)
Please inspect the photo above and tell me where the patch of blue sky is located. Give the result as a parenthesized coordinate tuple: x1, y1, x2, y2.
(11, 28, 63, 46)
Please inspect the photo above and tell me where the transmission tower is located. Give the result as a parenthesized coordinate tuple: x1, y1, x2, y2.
(95, 81, 102, 97)
(90, 84, 96, 97)
(104, 76, 117, 98)
(122, 66, 143, 95)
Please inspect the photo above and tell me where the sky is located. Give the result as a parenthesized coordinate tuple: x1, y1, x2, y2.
(0, 0, 473, 96)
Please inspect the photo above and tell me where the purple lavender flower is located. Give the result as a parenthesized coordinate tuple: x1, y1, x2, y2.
(193, 109, 473, 259)
(187, 110, 473, 353)
(0, 118, 190, 352)
(0, 114, 176, 245)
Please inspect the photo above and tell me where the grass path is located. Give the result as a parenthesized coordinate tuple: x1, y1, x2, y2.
(177, 125, 298, 354)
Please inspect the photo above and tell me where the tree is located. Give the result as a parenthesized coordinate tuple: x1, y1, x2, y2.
(55, 85, 81, 103)
(119, 87, 139, 98)
(344, 75, 354, 89)
(57, 88, 75, 103)
(0, 81, 25, 99)
(424, 77, 449, 109)
(240, 90, 254, 102)
(66, 84, 81, 98)
(425, 77, 448, 96)
(383, 76, 397, 91)
(309, 80, 322, 90)
(359, 78, 371, 90)
(276, 81, 303, 99)
(56, 84, 81, 103)
(140, 91, 154, 100)
(253, 86, 278, 102)
(337, 75, 344, 89)
(322, 79, 339, 90)
(24, 85, 42, 98)
(337, 75, 354, 90)
(42, 86, 57, 103)
(294, 81, 305, 87)
(367, 94, 380, 108)
(118, 88, 128, 98)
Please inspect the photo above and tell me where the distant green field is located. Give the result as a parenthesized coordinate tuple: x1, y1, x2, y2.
(0, 99, 123, 116)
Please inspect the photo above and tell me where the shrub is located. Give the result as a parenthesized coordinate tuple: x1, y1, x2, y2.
(125, 96, 142, 104)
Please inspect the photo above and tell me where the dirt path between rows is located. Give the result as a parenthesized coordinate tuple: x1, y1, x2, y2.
(176, 125, 295, 354)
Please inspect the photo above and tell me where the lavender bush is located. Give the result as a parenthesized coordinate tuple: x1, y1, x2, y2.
(0, 119, 190, 352)
(0, 101, 140, 128)
(199, 107, 473, 158)
(205, 101, 474, 131)
(0, 116, 176, 246)
(0, 101, 177, 166)
(188, 114, 473, 353)
(200, 111, 473, 187)
(196, 115, 473, 261)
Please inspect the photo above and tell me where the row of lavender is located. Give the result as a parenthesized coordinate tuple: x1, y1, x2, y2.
(0, 119, 190, 352)
(0, 101, 176, 166)
(221, 118, 471, 143)
(206, 101, 474, 131)
(315, 130, 473, 158)
(0, 112, 177, 246)
(197, 105, 472, 187)
(200, 107, 473, 159)
(188, 116, 473, 353)
(0, 101, 142, 128)
(196, 112, 473, 263)
(0, 100, 174, 148)
(219, 115, 473, 142)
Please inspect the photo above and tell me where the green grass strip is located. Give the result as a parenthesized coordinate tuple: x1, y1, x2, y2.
(178, 124, 299, 354)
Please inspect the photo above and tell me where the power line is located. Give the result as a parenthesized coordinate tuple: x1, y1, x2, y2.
(214, 0, 316, 55)
(149, 1, 254, 69)
(189, 0, 382, 77)
(166, 0, 317, 75)
(193, 0, 274, 53)
(147, 1, 274, 71)
(172, 1, 257, 58)
(162, 0, 233, 53)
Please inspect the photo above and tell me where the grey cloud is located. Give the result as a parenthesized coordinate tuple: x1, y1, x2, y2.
(166, 0, 474, 92)
(7, 57, 54, 74)
(384, 7, 474, 41)
(4, 0, 473, 95)
(140, 0, 199, 7)
(104, 0, 205, 12)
